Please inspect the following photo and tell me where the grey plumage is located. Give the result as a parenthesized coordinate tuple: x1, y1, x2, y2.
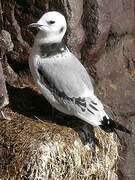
(29, 11, 131, 134)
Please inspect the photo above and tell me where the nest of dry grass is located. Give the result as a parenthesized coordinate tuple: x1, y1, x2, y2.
(0, 108, 119, 180)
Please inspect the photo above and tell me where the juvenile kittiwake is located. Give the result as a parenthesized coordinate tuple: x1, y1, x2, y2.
(29, 11, 131, 136)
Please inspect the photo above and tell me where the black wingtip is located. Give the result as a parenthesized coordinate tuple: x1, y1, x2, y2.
(100, 116, 132, 135)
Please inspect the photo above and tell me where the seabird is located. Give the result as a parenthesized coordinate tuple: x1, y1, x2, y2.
(29, 11, 131, 137)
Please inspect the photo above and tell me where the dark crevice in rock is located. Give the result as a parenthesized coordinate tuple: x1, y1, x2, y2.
(0, 1, 3, 30)
(106, 31, 128, 48)
(6, 54, 29, 74)
(80, 0, 100, 81)
(82, 0, 99, 49)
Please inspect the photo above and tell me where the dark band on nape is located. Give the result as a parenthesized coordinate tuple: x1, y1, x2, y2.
(40, 42, 67, 57)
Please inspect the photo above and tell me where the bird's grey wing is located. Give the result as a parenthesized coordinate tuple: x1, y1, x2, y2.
(37, 63, 90, 99)
(37, 59, 103, 120)
(71, 54, 94, 91)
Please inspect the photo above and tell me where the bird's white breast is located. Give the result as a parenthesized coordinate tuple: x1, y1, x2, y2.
(29, 47, 72, 115)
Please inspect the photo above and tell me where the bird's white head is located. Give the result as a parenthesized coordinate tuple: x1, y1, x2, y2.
(29, 11, 67, 44)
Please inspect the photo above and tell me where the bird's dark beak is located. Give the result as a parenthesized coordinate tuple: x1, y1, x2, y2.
(28, 23, 42, 28)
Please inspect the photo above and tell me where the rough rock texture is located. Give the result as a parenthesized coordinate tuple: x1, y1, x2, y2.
(0, 29, 14, 109)
(94, 1, 135, 179)
(96, 35, 135, 180)
(0, 0, 135, 179)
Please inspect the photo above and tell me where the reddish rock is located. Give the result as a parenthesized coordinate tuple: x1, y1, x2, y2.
(0, 29, 14, 109)
(96, 34, 135, 180)
(82, 0, 135, 64)
(0, 0, 135, 179)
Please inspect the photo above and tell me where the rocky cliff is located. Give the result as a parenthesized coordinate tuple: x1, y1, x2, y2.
(0, 0, 135, 179)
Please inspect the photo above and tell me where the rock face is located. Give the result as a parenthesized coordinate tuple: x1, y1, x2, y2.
(0, 29, 14, 109)
(0, 0, 135, 179)
(96, 35, 135, 180)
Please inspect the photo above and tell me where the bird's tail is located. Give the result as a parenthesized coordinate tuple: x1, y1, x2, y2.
(99, 116, 131, 134)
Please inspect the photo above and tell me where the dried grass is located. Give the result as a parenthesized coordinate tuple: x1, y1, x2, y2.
(0, 109, 119, 180)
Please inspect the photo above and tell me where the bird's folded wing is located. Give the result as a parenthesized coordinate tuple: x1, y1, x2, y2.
(37, 63, 91, 98)
(37, 64, 104, 117)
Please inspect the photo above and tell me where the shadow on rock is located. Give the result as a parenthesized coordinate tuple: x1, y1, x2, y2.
(7, 83, 52, 120)
(7, 83, 78, 126)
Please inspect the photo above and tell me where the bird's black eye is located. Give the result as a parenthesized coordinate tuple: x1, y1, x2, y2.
(47, 20, 55, 25)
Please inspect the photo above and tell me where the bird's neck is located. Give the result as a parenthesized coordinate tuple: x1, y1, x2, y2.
(33, 31, 68, 57)
(34, 31, 64, 45)
(34, 38, 67, 58)
(39, 42, 67, 57)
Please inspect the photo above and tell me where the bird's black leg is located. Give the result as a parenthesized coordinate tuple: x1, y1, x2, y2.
(54, 114, 98, 151)
(75, 123, 98, 151)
